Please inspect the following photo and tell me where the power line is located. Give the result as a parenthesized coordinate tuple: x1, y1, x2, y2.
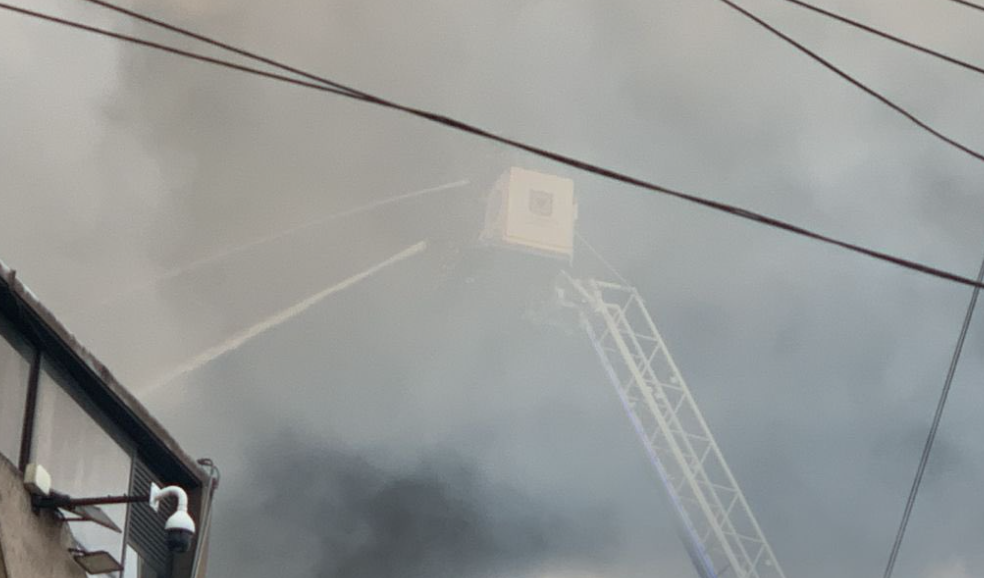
(948, 0, 984, 13)
(0, 3, 356, 98)
(882, 249, 984, 578)
(708, 0, 984, 164)
(4, 2, 984, 291)
(64, 2, 984, 569)
(80, 0, 371, 101)
(783, 0, 984, 77)
(87, 0, 984, 167)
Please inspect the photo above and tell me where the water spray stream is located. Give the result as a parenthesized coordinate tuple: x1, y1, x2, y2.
(142, 240, 428, 396)
(75, 180, 467, 319)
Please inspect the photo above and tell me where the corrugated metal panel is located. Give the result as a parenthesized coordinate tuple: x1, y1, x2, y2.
(128, 459, 173, 574)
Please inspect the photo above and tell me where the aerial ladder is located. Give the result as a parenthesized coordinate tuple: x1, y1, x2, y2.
(484, 167, 787, 578)
(557, 275, 785, 578)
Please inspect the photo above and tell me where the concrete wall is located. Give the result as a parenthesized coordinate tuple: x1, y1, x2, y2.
(0, 456, 86, 578)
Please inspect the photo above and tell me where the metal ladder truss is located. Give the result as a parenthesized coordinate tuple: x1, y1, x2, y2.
(559, 275, 786, 578)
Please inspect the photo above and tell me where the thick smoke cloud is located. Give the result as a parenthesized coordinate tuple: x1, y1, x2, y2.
(216, 440, 615, 578)
(3, 1, 984, 578)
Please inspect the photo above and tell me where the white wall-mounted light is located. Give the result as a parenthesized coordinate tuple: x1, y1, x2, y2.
(27, 464, 199, 555)
(24, 463, 51, 496)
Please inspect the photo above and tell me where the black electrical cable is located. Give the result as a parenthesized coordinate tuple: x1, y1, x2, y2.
(709, 0, 984, 164)
(80, 0, 371, 101)
(948, 0, 984, 13)
(4, 1, 984, 291)
(882, 250, 984, 578)
(87, 0, 984, 167)
(783, 0, 984, 77)
(0, 4, 357, 99)
(65, 4, 984, 572)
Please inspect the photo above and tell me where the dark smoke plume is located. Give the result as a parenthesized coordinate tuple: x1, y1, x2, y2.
(212, 438, 617, 578)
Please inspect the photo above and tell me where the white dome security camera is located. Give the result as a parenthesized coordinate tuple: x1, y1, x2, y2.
(149, 483, 196, 553)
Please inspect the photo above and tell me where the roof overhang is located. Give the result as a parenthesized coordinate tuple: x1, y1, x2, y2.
(0, 259, 207, 489)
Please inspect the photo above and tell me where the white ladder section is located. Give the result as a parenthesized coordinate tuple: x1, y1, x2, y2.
(560, 275, 786, 578)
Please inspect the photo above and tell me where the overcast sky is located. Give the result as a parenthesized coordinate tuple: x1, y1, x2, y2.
(3, 1, 984, 577)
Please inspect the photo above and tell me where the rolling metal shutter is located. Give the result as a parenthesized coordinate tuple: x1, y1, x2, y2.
(128, 458, 173, 574)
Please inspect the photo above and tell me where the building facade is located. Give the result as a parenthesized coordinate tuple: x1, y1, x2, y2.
(0, 260, 215, 578)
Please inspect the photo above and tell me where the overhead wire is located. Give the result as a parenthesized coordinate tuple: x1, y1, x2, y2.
(707, 0, 984, 164)
(85, 0, 984, 166)
(0, 3, 356, 98)
(3, 2, 984, 291)
(781, 0, 984, 77)
(80, 0, 371, 101)
(47, 1, 984, 571)
(647, 6, 984, 569)
(882, 249, 984, 578)
(947, 0, 984, 13)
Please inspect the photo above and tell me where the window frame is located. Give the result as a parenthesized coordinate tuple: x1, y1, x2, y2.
(25, 355, 182, 577)
(0, 309, 39, 471)
(0, 283, 204, 578)
(31, 354, 138, 568)
(17, 346, 41, 471)
(33, 354, 139, 458)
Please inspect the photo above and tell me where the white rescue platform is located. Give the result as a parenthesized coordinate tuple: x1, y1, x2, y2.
(482, 167, 577, 260)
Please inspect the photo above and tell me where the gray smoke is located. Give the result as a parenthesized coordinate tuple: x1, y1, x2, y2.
(4, 1, 984, 578)
(213, 439, 615, 578)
